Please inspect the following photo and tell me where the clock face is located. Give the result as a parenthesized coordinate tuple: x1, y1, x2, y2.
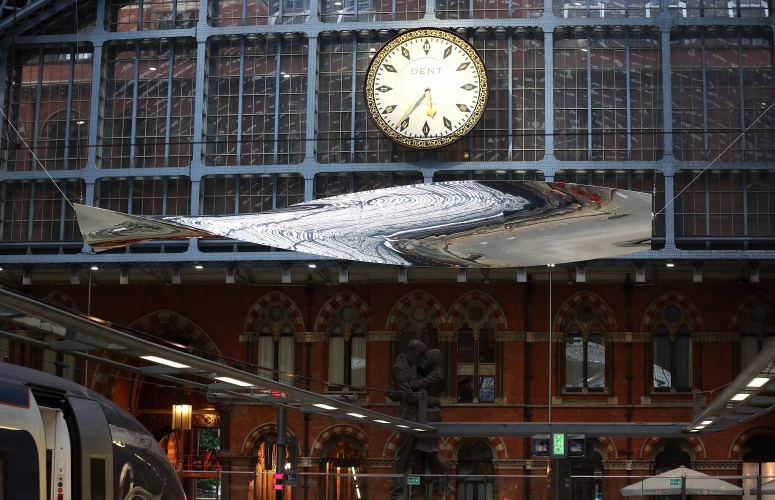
(364, 28, 489, 149)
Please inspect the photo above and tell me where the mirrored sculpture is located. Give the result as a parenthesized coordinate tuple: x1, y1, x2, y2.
(74, 180, 652, 268)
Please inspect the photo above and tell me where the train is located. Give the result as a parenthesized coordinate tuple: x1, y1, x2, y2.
(0, 362, 185, 500)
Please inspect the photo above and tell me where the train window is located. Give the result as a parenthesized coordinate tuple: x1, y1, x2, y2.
(91, 458, 106, 500)
(0, 429, 41, 499)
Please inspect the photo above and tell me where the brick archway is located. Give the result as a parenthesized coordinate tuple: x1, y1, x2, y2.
(313, 291, 370, 332)
(640, 291, 705, 332)
(243, 291, 305, 332)
(90, 310, 220, 403)
(729, 291, 775, 331)
(729, 427, 775, 460)
(385, 289, 446, 331)
(553, 291, 617, 333)
(310, 424, 369, 458)
(41, 290, 81, 312)
(639, 436, 706, 461)
(447, 290, 508, 331)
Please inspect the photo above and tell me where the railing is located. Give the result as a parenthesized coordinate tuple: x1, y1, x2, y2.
(179, 470, 775, 500)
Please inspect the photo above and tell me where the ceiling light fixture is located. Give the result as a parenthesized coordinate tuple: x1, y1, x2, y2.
(214, 376, 253, 387)
(140, 355, 190, 369)
(747, 377, 770, 388)
(731, 392, 751, 401)
(313, 403, 338, 410)
(665, 259, 675, 267)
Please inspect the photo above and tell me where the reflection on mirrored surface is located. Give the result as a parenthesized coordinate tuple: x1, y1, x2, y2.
(75, 180, 652, 268)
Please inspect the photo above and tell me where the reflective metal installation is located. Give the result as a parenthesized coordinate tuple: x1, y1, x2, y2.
(74, 180, 653, 268)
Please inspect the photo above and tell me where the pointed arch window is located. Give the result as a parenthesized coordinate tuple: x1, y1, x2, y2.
(740, 302, 775, 368)
(455, 302, 498, 404)
(570, 441, 604, 500)
(652, 304, 693, 391)
(456, 439, 494, 499)
(256, 304, 295, 385)
(563, 303, 606, 391)
(327, 303, 367, 391)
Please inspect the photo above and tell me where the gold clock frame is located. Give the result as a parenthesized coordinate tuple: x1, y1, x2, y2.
(364, 28, 489, 150)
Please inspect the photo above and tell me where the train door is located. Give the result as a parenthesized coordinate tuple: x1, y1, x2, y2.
(40, 407, 73, 500)
(0, 383, 47, 499)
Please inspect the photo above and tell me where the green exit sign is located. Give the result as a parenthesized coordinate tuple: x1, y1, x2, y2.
(407, 476, 421, 485)
(552, 433, 566, 457)
(669, 478, 681, 486)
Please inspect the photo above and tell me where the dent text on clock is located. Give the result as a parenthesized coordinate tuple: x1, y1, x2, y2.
(410, 67, 443, 75)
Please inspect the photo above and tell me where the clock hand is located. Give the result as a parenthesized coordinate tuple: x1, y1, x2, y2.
(425, 88, 437, 118)
(398, 90, 428, 124)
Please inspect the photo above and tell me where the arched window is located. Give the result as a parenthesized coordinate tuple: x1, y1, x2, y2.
(653, 440, 691, 500)
(563, 302, 606, 391)
(454, 302, 497, 403)
(741, 435, 775, 498)
(327, 303, 367, 391)
(652, 304, 693, 391)
(252, 434, 298, 500)
(255, 303, 296, 385)
(654, 440, 691, 474)
(571, 440, 604, 499)
(321, 436, 365, 500)
(456, 439, 494, 500)
(739, 301, 775, 368)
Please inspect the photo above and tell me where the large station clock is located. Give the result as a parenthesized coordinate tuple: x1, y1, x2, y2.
(364, 28, 489, 149)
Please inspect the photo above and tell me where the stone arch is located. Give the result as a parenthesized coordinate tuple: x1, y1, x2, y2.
(240, 422, 300, 456)
(310, 424, 369, 458)
(446, 435, 507, 460)
(553, 291, 617, 333)
(313, 291, 370, 333)
(41, 290, 81, 313)
(639, 436, 706, 461)
(243, 291, 305, 332)
(640, 291, 705, 333)
(591, 436, 618, 460)
(385, 290, 446, 331)
(90, 310, 221, 403)
(729, 291, 775, 331)
(729, 427, 775, 460)
(447, 290, 508, 331)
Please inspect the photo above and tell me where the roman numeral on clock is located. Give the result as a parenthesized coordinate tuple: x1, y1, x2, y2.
(383, 64, 397, 73)
(376, 85, 392, 93)
(383, 105, 397, 114)
(457, 104, 470, 112)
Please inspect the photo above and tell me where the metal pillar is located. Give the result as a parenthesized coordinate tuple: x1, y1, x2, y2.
(276, 407, 287, 500)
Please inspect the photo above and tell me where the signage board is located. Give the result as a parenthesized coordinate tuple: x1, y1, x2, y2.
(669, 478, 682, 486)
(284, 472, 299, 486)
(407, 476, 421, 485)
(552, 433, 566, 457)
